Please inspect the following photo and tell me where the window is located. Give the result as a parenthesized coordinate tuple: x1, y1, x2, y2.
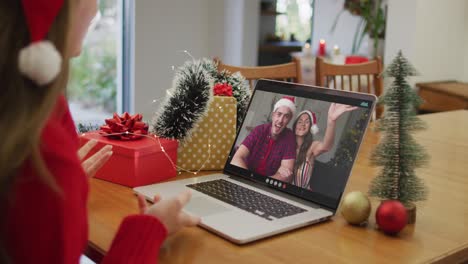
(69, 0, 133, 128)
(275, 0, 314, 42)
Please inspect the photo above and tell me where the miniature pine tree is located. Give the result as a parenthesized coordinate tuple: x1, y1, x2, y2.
(368, 50, 429, 206)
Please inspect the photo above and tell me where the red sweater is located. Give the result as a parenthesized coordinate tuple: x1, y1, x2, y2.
(4, 96, 167, 263)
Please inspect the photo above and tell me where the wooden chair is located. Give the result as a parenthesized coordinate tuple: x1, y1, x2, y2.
(215, 57, 302, 90)
(315, 56, 384, 118)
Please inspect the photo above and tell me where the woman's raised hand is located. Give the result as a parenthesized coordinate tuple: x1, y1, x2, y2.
(328, 103, 358, 121)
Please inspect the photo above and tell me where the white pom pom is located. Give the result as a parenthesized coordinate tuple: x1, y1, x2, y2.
(311, 124, 319, 135)
(18, 40, 62, 86)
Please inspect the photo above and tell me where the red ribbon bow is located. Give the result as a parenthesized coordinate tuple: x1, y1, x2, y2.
(213, 82, 233, 96)
(99, 112, 149, 140)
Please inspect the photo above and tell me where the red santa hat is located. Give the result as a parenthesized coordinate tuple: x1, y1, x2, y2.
(18, 0, 64, 86)
(274, 96, 296, 116)
(296, 110, 319, 135)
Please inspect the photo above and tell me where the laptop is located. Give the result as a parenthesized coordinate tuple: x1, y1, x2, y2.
(134, 79, 376, 244)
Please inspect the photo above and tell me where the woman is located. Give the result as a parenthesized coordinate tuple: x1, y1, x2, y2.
(291, 103, 357, 189)
(0, 0, 199, 263)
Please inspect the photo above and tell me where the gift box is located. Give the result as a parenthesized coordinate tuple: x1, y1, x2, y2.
(80, 131, 178, 187)
(178, 96, 237, 170)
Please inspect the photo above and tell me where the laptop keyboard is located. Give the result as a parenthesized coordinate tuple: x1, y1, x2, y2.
(186, 179, 307, 221)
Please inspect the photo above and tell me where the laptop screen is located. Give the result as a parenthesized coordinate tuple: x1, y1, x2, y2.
(224, 80, 376, 211)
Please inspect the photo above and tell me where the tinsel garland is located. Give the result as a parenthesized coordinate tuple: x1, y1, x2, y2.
(201, 58, 251, 128)
(151, 59, 214, 141)
(151, 58, 251, 142)
(77, 122, 101, 133)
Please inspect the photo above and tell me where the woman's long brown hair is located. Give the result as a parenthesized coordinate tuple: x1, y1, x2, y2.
(0, 0, 72, 262)
(292, 114, 315, 185)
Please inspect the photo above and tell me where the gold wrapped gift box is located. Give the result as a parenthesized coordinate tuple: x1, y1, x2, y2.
(177, 96, 237, 171)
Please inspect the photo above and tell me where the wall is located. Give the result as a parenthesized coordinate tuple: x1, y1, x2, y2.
(385, 0, 468, 85)
(242, 0, 260, 66)
(134, 0, 211, 118)
(223, 0, 244, 66)
(134, 0, 259, 118)
(462, 2, 468, 82)
(413, 0, 465, 83)
(312, 0, 370, 56)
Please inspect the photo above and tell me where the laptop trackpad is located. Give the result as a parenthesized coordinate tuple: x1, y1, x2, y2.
(184, 196, 232, 217)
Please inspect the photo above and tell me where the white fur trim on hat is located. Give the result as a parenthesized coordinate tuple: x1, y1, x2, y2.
(274, 97, 296, 115)
(19, 40, 62, 86)
(297, 110, 319, 135)
(311, 123, 319, 135)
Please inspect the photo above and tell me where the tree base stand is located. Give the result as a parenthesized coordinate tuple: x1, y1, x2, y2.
(406, 203, 416, 224)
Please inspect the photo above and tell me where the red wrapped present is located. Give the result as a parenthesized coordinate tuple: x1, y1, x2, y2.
(80, 131, 178, 187)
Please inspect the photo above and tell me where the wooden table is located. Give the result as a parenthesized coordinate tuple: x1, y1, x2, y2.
(417, 81, 468, 112)
(88, 110, 468, 263)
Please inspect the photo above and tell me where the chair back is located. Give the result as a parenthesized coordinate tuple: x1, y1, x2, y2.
(215, 57, 302, 90)
(315, 56, 383, 118)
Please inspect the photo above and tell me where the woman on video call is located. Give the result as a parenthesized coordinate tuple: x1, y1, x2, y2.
(289, 103, 357, 189)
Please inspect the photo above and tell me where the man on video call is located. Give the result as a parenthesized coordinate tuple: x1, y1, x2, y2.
(231, 96, 296, 183)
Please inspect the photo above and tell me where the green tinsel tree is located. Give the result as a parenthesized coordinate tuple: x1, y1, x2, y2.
(368, 50, 429, 206)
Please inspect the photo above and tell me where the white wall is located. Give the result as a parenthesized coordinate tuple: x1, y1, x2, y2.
(312, 0, 370, 56)
(462, 2, 468, 82)
(385, 0, 468, 85)
(134, 0, 212, 118)
(242, 0, 260, 66)
(413, 0, 465, 83)
(224, 0, 245, 66)
(134, 0, 259, 118)
(383, 0, 418, 66)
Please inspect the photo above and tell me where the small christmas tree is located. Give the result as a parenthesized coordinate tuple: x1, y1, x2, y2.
(368, 51, 429, 206)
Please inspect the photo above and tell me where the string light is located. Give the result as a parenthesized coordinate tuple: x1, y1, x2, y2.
(178, 49, 195, 61)
(101, 49, 231, 175)
(83, 130, 213, 176)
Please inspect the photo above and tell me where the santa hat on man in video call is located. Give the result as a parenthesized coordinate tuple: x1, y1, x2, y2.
(18, 0, 64, 86)
(274, 96, 296, 116)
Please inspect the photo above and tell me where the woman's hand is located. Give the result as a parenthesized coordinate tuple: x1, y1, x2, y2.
(328, 103, 358, 121)
(137, 191, 200, 235)
(78, 139, 113, 177)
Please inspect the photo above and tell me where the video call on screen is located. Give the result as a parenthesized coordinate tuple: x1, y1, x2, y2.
(230, 90, 371, 201)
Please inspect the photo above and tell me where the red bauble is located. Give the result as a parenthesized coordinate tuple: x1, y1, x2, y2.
(376, 200, 408, 235)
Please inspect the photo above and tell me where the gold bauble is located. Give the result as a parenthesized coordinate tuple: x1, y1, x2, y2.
(341, 191, 371, 225)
